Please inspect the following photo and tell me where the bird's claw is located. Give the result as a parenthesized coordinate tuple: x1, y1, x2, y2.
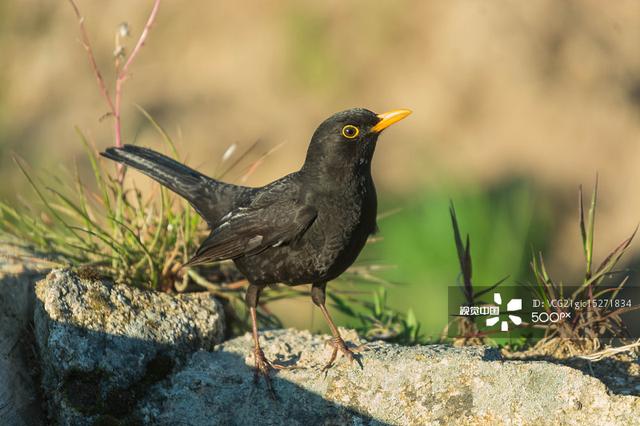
(253, 347, 282, 400)
(321, 337, 364, 375)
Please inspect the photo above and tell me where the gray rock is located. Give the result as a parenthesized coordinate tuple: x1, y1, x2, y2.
(28, 267, 640, 425)
(0, 245, 48, 426)
(34, 268, 225, 425)
(140, 329, 640, 426)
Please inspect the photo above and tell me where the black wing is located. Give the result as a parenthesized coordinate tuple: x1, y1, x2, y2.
(185, 200, 317, 266)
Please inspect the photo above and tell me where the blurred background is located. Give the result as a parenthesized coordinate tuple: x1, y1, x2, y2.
(1, 0, 639, 337)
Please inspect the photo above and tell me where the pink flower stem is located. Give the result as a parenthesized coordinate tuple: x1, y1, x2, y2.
(67, 0, 116, 117)
(114, 0, 161, 150)
(67, 0, 161, 182)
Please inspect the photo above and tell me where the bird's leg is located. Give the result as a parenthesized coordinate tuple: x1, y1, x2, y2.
(246, 284, 278, 399)
(311, 282, 364, 373)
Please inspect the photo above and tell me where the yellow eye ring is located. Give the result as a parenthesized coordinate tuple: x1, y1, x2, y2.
(341, 125, 359, 139)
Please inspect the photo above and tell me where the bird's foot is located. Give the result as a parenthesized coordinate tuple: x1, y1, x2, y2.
(321, 337, 365, 375)
(253, 347, 284, 399)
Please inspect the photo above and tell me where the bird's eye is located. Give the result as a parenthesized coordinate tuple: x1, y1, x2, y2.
(341, 125, 359, 139)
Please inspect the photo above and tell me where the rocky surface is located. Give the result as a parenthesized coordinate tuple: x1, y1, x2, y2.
(0, 245, 48, 426)
(139, 329, 640, 426)
(34, 269, 226, 425)
(11, 263, 640, 425)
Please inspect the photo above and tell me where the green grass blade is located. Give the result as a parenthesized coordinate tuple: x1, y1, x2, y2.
(13, 155, 84, 241)
(46, 187, 108, 242)
(76, 127, 113, 214)
(135, 104, 179, 158)
(585, 177, 598, 279)
(449, 201, 473, 302)
(109, 216, 158, 285)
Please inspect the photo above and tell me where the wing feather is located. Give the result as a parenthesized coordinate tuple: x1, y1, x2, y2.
(185, 201, 316, 266)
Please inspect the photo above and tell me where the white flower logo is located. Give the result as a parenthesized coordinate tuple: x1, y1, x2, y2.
(486, 293, 522, 331)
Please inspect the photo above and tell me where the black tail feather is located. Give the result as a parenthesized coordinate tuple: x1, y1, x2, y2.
(100, 145, 247, 225)
(101, 145, 205, 191)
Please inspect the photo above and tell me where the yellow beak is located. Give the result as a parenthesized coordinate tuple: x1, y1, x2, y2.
(371, 109, 412, 133)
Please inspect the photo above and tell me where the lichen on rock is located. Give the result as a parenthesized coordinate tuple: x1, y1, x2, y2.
(34, 268, 225, 425)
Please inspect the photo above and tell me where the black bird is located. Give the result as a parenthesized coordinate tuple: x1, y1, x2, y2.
(101, 107, 411, 392)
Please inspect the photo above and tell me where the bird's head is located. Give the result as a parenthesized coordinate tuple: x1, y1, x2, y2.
(302, 108, 411, 176)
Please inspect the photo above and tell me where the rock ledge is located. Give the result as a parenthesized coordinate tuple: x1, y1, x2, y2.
(139, 329, 639, 425)
(34, 269, 225, 425)
(26, 268, 640, 425)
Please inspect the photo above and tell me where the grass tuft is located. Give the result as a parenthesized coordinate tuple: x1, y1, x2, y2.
(524, 177, 638, 357)
(0, 124, 202, 290)
(446, 201, 507, 345)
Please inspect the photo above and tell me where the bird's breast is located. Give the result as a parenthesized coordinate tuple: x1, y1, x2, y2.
(298, 182, 377, 277)
(235, 178, 377, 285)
